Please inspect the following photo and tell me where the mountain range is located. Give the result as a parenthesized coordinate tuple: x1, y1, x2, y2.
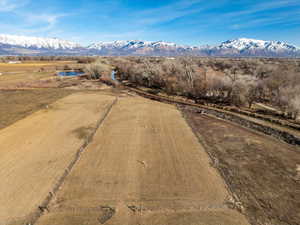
(0, 34, 299, 57)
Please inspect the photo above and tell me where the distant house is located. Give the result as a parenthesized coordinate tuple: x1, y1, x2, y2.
(7, 61, 22, 64)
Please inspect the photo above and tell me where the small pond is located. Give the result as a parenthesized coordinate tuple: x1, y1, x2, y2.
(111, 70, 116, 81)
(58, 71, 84, 77)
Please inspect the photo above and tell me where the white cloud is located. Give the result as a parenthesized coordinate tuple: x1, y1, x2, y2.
(24, 13, 68, 31)
(0, 0, 29, 12)
(135, 0, 206, 25)
(0, 12, 69, 35)
(0, 0, 69, 34)
(225, 0, 300, 18)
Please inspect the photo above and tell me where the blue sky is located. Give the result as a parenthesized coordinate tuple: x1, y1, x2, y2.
(0, 0, 299, 46)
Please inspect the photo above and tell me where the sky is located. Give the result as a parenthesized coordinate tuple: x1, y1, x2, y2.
(0, 0, 299, 46)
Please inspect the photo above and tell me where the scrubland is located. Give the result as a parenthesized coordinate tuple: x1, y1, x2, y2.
(111, 57, 300, 120)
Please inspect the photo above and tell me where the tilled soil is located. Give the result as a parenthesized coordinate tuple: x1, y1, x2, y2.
(181, 106, 300, 225)
(35, 96, 249, 225)
(0, 92, 116, 225)
(4, 89, 295, 225)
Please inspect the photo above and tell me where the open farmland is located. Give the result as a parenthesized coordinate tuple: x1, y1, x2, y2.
(0, 89, 75, 129)
(0, 92, 116, 224)
(0, 61, 82, 88)
(35, 96, 249, 225)
(0, 57, 299, 225)
(0, 61, 76, 72)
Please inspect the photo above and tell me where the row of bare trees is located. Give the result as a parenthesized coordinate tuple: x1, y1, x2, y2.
(0, 56, 97, 63)
(112, 57, 300, 120)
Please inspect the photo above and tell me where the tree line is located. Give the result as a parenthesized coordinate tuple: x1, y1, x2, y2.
(111, 57, 300, 120)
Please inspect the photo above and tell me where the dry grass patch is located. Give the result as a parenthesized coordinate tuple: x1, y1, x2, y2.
(0, 61, 77, 72)
(0, 89, 75, 129)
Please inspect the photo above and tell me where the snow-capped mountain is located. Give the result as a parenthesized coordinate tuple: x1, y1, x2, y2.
(0, 34, 81, 50)
(219, 38, 298, 51)
(87, 40, 198, 56)
(0, 34, 299, 57)
(88, 40, 188, 50)
(87, 38, 300, 57)
(214, 38, 300, 57)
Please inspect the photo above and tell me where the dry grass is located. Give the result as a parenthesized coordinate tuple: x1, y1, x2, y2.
(183, 108, 300, 225)
(0, 60, 82, 88)
(0, 93, 116, 225)
(0, 89, 75, 130)
(0, 61, 77, 72)
(0, 72, 54, 87)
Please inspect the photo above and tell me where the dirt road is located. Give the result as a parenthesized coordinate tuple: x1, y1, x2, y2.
(0, 92, 116, 225)
(35, 95, 249, 225)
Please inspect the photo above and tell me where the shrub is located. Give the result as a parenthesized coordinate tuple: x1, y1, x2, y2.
(84, 60, 111, 79)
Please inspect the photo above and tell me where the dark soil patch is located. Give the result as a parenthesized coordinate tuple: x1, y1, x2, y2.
(98, 206, 116, 224)
(181, 106, 300, 225)
(0, 89, 75, 130)
(72, 126, 95, 140)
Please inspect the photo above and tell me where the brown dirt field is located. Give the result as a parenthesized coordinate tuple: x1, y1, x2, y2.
(0, 72, 55, 87)
(0, 61, 83, 88)
(181, 106, 300, 225)
(35, 96, 249, 225)
(0, 92, 116, 225)
(0, 89, 76, 130)
(0, 61, 76, 72)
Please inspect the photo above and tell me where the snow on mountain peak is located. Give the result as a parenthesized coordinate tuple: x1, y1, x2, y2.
(219, 38, 299, 52)
(0, 34, 299, 57)
(0, 34, 82, 50)
(88, 40, 188, 50)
